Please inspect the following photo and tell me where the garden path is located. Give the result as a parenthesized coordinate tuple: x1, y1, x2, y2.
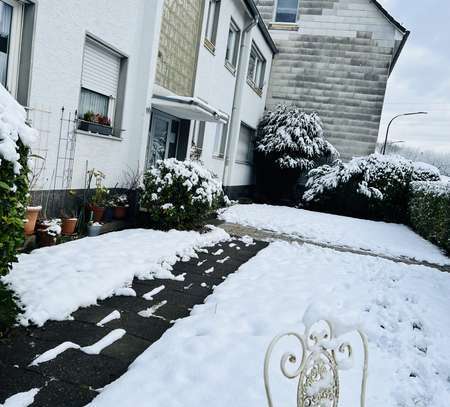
(0, 238, 268, 407)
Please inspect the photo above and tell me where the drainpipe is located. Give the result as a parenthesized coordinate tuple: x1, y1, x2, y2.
(222, 16, 257, 190)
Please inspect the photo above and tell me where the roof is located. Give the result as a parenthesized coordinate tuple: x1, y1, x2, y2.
(371, 0, 408, 33)
(243, 0, 278, 54)
(370, 1, 410, 74)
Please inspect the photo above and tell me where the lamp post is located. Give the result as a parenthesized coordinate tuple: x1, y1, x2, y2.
(382, 112, 428, 155)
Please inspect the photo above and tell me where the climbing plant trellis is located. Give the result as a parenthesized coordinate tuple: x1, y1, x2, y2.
(264, 319, 368, 407)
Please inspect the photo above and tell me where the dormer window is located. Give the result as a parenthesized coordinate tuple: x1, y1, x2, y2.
(275, 0, 299, 23)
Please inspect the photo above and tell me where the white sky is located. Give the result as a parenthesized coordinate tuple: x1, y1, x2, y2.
(377, 0, 450, 151)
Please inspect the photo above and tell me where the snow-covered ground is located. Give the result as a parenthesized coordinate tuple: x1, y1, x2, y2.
(3, 227, 229, 326)
(219, 204, 450, 265)
(89, 242, 450, 407)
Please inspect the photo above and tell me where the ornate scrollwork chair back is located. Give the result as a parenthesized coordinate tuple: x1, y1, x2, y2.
(263, 319, 368, 407)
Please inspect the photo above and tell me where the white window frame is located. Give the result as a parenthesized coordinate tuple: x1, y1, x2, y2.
(236, 122, 255, 165)
(213, 122, 228, 159)
(1, 0, 23, 97)
(78, 35, 125, 136)
(225, 18, 240, 72)
(274, 0, 299, 24)
(247, 42, 266, 94)
(204, 0, 221, 52)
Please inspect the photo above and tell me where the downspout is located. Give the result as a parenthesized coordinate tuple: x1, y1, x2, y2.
(222, 16, 257, 189)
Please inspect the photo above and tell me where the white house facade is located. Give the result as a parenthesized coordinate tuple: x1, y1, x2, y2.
(2, 0, 164, 196)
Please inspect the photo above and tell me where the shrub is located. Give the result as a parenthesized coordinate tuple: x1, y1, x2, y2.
(256, 105, 338, 171)
(0, 85, 37, 335)
(140, 159, 226, 229)
(303, 154, 441, 223)
(409, 181, 450, 254)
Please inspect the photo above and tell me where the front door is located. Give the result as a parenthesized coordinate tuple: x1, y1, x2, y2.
(147, 111, 180, 167)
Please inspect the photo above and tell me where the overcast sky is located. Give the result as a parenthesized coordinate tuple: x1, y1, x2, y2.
(377, 0, 450, 151)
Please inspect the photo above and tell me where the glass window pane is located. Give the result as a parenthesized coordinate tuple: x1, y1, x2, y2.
(236, 124, 254, 163)
(79, 88, 109, 118)
(0, 1, 13, 87)
(248, 52, 256, 82)
(213, 123, 226, 157)
(276, 0, 299, 23)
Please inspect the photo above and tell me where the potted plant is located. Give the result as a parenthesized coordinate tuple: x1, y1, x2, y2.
(79, 111, 113, 136)
(24, 154, 45, 235)
(87, 169, 109, 222)
(24, 206, 41, 236)
(113, 194, 129, 219)
(60, 210, 78, 236)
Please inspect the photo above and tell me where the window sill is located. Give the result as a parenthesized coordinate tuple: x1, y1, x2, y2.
(268, 22, 299, 31)
(246, 79, 263, 97)
(76, 129, 123, 141)
(212, 154, 224, 160)
(225, 61, 236, 76)
(204, 38, 216, 55)
(235, 159, 253, 166)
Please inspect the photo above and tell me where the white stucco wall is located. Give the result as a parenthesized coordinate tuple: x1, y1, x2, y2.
(193, 0, 273, 188)
(28, 0, 163, 190)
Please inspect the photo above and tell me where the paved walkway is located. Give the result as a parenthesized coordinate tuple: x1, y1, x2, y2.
(0, 238, 268, 407)
(220, 222, 450, 273)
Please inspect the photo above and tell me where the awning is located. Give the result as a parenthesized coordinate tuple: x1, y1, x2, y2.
(151, 94, 229, 123)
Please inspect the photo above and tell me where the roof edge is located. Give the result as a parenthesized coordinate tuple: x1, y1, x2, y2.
(371, 0, 408, 33)
(389, 30, 410, 75)
(243, 0, 278, 54)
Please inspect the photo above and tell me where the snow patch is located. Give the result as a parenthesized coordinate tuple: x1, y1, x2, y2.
(0, 388, 40, 407)
(96, 310, 121, 327)
(143, 285, 165, 300)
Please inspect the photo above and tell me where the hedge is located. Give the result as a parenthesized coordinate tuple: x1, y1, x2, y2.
(0, 141, 29, 335)
(409, 181, 450, 254)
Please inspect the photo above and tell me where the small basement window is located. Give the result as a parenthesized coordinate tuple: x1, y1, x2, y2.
(78, 36, 127, 137)
(275, 0, 299, 23)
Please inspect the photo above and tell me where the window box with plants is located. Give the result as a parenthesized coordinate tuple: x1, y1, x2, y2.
(79, 111, 113, 136)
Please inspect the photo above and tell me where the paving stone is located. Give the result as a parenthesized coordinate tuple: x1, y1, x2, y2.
(0, 362, 46, 401)
(71, 304, 119, 326)
(100, 333, 150, 364)
(30, 379, 98, 407)
(28, 320, 112, 347)
(29, 349, 127, 389)
(131, 278, 186, 297)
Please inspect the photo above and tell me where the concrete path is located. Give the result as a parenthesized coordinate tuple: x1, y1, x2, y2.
(220, 222, 450, 273)
(0, 238, 268, 407)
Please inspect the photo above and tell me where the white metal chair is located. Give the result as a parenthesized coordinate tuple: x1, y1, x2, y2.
(264, 319, 368, 407)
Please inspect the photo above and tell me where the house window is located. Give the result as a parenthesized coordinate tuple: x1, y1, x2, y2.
(205, 0, 221, 51)
(275, 0, 299, 23)
(213, 122, 228, 158)
(0, 0, 23, 95)
(247, 43, 266, 93)
(79, 37, 125, 137)
(236, 123, 255, 164)
(225, 19, 240, 70)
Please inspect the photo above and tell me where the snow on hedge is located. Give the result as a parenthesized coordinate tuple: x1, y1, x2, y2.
(304, 154, 441, 202)
(2, 227, 229, 326)
(410, 180, 450, 197)
(0, 84, 37, 173)
(219, 204, 450, 265)
(256, 105, 338, 170)
(88, 242, 450, 406)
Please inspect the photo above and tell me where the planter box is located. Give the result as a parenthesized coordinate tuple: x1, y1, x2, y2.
(79, 121, 113, 136)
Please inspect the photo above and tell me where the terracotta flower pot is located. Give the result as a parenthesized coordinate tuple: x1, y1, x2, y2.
(92, 206, 105, 222)
(113, 206, 127, 220)
(24, 206, 41, 236)
(61, 218, 78, 236)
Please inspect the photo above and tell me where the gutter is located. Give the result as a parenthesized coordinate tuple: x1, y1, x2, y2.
(222, 16, 258, 186)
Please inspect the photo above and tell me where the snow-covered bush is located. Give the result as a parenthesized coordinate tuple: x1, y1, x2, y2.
(256, 105, 338, 171)
(140, 159, 227, 229)
(303, 154, 441, 222)
(409, 181, 450, 254)
(0, 85, 37, 334)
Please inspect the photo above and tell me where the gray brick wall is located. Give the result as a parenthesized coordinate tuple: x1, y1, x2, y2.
(256, 0, 403, 161)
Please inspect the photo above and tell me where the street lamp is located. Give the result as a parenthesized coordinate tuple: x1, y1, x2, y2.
(382, 112, 428, 155)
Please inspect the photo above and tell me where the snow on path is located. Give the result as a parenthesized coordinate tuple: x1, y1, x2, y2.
(88, 242, 450, 407)
(0, 389, 40, 407)
(219, 204, 450, 265)
(143, 286, 165, 300)
(3, 227, 229, 326)
(96, 310, 121, 327)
